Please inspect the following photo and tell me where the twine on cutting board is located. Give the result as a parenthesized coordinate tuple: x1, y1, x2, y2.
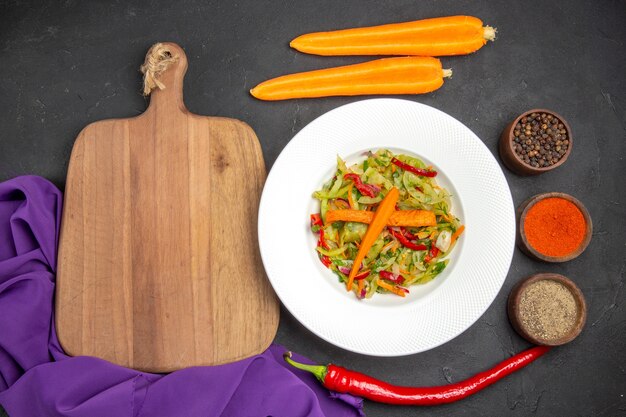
(140, 43, 178, 96)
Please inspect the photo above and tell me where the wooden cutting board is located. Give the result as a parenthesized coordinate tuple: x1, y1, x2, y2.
(56, 42, 279, 372)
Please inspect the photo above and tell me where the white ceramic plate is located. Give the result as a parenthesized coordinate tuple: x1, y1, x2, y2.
(258, 99, 515, 356)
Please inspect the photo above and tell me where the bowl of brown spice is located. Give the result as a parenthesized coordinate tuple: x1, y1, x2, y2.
(508, 273, 587, 346)
(517, 192, 592, 262)
(499, 109, 572, 175)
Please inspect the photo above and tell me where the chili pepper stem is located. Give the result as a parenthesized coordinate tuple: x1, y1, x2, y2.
(284, 352, 327, 383)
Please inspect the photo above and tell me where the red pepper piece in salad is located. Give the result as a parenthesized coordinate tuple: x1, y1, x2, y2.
(388, 227, 428, 251)
(378, 270, 405, 284)
(343, 173, 381, 198)
(312, 213, 331, 266)
(401, 227, 418, 241)
(424, 245, 440, 263)
(391, 157, 437, 177)
(317, 229, 330, 250)
(311, 214, 332, 251)
(310, 213, 323, 232)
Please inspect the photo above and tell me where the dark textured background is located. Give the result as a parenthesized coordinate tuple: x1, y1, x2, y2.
(1, 0, 625, 416)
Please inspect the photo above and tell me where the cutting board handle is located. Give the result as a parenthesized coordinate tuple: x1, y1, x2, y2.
(143, 42, 188, 115)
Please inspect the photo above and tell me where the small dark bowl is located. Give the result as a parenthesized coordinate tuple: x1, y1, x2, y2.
(508, 273, 587, 346)
(517, 192, 592, 263)
(499, 109, 572, 175)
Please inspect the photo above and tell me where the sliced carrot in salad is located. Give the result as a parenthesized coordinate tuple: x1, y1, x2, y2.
(326, 209, 436, 227)
(346, 187, 399, 291)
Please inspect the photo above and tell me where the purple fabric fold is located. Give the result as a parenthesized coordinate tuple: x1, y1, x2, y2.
(0, 175, 364, 417)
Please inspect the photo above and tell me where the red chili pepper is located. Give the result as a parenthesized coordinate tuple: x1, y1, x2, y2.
(388, 227, 428, 251)
(391, 157, 437, 177)
(284, 346, 551, 406)
(379, 270, 405, 284)
(343, 173, 380, 198)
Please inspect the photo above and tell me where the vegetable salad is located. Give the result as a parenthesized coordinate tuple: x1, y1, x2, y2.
(311, 149, 464, 299)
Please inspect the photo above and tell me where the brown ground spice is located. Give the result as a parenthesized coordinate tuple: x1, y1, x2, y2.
(519, 279, 578, 341)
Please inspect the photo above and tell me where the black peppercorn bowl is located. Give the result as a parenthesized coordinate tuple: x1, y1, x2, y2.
(499, 109, 572, 175)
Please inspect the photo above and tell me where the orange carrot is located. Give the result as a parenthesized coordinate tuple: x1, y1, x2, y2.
(388, 210, 437, 227)
(326, 210, 378, 224)
(450, 225, 465, 245)
(346, 188, 399, 291)
(326, 209, 436, 227)
(250, 57, 451, 101)
(290, 16, 496, 57)
(376, 279, 406, 297)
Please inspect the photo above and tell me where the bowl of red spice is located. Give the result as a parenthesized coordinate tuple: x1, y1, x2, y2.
(499, 109, 572, 175)
(508, 273, 587, 346)
(517, 192, 592, 262)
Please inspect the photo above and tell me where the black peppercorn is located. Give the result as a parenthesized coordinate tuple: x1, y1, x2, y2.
(512, 112, 569, 168)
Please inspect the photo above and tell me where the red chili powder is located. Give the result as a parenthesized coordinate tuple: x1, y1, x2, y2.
(523, 198, 586, 257)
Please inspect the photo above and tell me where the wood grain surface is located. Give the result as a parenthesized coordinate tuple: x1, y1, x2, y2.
(56, 43, 279, 372)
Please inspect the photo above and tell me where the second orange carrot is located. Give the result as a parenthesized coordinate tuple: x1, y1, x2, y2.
(250, 57, 451, 101)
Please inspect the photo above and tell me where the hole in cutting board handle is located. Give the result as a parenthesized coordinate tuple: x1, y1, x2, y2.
(145, 42, 189, 115)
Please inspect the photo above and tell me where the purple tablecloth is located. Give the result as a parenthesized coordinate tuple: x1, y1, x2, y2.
(0, 176, 364, 417)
